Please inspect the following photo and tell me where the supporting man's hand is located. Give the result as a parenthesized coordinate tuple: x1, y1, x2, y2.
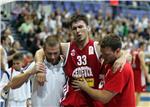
(35, 62, 47, 86)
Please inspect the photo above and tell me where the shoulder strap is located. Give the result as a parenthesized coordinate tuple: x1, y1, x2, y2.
(10, 67, 13, 80)
(21, 63, 31, 73)
(4, 67, 14, 80)
(3, 71, 10, 80)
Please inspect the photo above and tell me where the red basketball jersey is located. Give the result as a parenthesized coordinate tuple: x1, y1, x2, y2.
(100, 63, 136, 107)
(61, 39, 103, 107)
(131, 49, 141, 71)
(131, 49, 146, 92)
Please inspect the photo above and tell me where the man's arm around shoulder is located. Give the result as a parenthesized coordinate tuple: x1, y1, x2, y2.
(10, 62, 35, 89)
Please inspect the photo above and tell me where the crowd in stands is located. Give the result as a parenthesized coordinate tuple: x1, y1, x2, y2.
(1, 1, 150, 84)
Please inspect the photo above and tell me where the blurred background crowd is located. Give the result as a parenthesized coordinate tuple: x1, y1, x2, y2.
(0, 0, 150, 90)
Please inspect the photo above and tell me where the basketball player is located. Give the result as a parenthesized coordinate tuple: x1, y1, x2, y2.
(131, 41, 150, 105)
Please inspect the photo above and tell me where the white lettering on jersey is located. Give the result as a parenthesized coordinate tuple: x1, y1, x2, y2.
(99, 81, 105, 89)
(98, 74, 105, 89)
(72, 66, 93, 78)
(89, 46, 94, 55)
(71, 49, 75, 56)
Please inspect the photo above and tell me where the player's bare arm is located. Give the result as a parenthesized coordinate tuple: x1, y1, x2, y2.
(0, 46, 6, 71)
(112, 50, 131, 72)
(95, 41, 101, 57)
(0, 47, 5, 70)
(60, 42, 70, 58)
(35, 48, 45, 62)
(34, 48, 47, 85)
(139, 51, 150, 83)
(35, 42, 70, 62)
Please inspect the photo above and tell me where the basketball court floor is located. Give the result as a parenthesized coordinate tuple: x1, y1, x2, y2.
(137, 92, 150, 107)
(0, 93, 150, 107)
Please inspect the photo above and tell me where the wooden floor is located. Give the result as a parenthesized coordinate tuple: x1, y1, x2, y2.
(137, 92, 150, 107)
(0, 92, 150, 107)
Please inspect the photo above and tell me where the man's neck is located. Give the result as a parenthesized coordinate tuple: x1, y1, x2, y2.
(45, 58, 60, 66)
(14, 68, 22, 72)
(76, 37, 89, 49)
(109, 52, 122, 66)
(139, 47, 144, 51)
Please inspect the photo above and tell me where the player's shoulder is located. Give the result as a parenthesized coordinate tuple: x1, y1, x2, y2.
(138, 51, 144, 57)
(94, 41, 99, 45)
(94, 41, 100, 49)
(93, 41, 101, 57)
(122, 62, 133, 72)
(0, 45, 4, 52)
(61, 42, 70, 48)
(61, 42, 70, 57)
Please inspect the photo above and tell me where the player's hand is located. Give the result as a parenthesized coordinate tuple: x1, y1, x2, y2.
(36, 72, 47, 86)
(29, 62, 46, 75)
(72, 77, 88, 91)
(112, 52, 126, 73)
(35, 62, 46, 86)
(2, 85, 10, 92)
(26, 98, 31, 107)
(35, 62, 46, 74)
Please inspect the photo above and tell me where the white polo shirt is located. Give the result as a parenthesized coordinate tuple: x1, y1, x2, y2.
(28, 59, 66, 107)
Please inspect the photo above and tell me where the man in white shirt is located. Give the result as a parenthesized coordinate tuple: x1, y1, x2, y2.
(6, 36, 66, 107)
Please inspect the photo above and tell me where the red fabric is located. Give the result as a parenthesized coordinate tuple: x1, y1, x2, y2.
(110, 0, 119, 6)
(61, 39, 103, 107)
(101, 63, 136, 107)
(131, 49, 146, 92)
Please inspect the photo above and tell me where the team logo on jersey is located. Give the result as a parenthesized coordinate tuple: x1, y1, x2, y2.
(71, 49, 75, 56)
(98, 81, 105, 89)
(72, 66, 93, 78)
(98, 74, 105, 89)
(89, 46, 94, 55)
(72, 66, 94, 87)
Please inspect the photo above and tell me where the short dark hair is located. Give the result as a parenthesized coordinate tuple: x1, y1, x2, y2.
(138, 41, 145, 48)
(13, 52, 24, 61)
(70, 14, 88, 27)
(43, 35, 60, 49)
(100, 35, 122, 51)
(1, 36, 7, 43)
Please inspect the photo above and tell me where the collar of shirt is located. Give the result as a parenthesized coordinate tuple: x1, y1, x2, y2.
(15, 68, 24, 73)
(44, 59, 63, 69)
